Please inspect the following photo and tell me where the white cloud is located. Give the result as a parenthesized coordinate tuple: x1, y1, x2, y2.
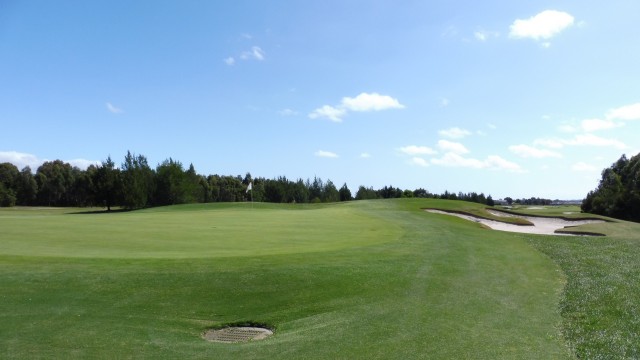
(224, 57, 235, 66)
(509, 10, 575, 40)
(106, 102, 123, 114)
(572, 162, 598, 172)
(341, 92, 404, 112)
(438, 127, 471, 139)
(485, 155, 523, 172)
(534, 134, 627, 150)
(439, 97, 450, 107)
(308, 105, 347, 122)
(315, 150, 339, 158)
(558, 124, 578, 133)
(474, 30, 499, 42)
(606, 103, 640, 121)
(437, 140, 469, 154)
(431, 152, 522, 172)
(534, 138, 565, 149)
(278, 108, 298, 116)
(509, 144, 562, 158)
(431, 153, 485, 169)
(240, 46, 265, 61)
(360, 152, 371, 158)
(567, 134, 627, 149)
(581, 118, 621, 132)
(0, 151, 99, 170)
(399, 145, 437, 156)
(410, 157, 429, 167)
(0, 151, 41, 169)
(487, 123, 497, 129)
(309, 92, 404, 122)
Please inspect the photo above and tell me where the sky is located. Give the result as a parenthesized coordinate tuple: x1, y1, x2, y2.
(1, 1, 639, 200)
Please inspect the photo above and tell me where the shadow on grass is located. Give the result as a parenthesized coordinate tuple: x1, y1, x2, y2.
(68, 208, 135, 215)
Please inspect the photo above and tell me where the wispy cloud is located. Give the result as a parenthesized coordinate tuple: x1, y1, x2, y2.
(437, 140, 469, 154)
(399, 145, 437, 156)
(535, 134, 627, 150)
(360, 152, 371, 158)
(240, 46, 265, 61)
(509, 144, 562, 158)
(580, 118, 621, 132)
(431, 153, 523, 172)
(509, 10, 575, 42)
(278, 108, 298, 116)
(474, 30, 499, 42)
(226, 46, 266, 66)
(106, 102, 124, 114)
(438, 127, 471, 139)
(309, 92, 404, 122)
(606, 103, 640, 121)
(410, 157, 429, 167)
(315, 150, 339, 158)
(309, 105, 347, 122)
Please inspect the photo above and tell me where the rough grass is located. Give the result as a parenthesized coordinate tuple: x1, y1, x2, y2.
(2, 199, 635, 358)
(520, 218, 640, 358)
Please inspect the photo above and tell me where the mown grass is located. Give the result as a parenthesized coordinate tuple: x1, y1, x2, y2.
(0, 199, 637, 358)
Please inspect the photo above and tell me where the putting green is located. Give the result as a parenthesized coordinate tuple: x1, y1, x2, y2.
(0, 203, 400, 259)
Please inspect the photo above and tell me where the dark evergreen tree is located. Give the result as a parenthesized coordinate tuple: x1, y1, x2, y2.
(93, 157, 121, 211)
(339, 183, 352, 201)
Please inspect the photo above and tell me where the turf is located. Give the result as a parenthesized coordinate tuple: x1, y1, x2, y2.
(0, 199, 635, 358)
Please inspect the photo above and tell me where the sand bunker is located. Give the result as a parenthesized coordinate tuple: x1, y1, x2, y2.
(203, 327, 273, 343)
(426, 209, 605, 236)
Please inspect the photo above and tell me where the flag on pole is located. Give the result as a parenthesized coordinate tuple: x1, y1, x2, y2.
(246, 182, 252, 193)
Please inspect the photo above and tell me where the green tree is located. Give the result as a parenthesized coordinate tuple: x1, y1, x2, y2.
(0, 163, 19, 207)
(16, 166, 38, 205)
(155, 158, 186, 205)
(323, 180, 340, 203)
(93, 156, 121, 211)
(339, 183, 352, 201)
(355, 186, 378, 200)
(121, 151, 154, 209)
(35, 160, 75, 206)
(582, 153, 640, 222)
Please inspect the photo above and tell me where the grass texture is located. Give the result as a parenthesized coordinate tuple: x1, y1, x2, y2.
(0, 199, 637, 358)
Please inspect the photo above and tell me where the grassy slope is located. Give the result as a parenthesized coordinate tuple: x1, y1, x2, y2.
(506, 206, 640, 359)
(0, 200, 572, 358)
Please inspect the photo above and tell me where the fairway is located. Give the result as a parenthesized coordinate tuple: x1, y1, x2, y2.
(2, 199, 637, 358)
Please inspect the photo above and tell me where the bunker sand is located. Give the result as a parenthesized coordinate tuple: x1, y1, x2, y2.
(426, 209, 605, 236)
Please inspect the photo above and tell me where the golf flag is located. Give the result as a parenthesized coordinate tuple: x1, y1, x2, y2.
(246, 182, 252, 193)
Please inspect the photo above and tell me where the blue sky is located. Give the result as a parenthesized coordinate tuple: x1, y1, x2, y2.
(1, 1, 639, 199)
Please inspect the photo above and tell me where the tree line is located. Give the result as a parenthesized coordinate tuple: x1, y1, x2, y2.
(0, 151, 497, 209)
(581, 153, 640, 222)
